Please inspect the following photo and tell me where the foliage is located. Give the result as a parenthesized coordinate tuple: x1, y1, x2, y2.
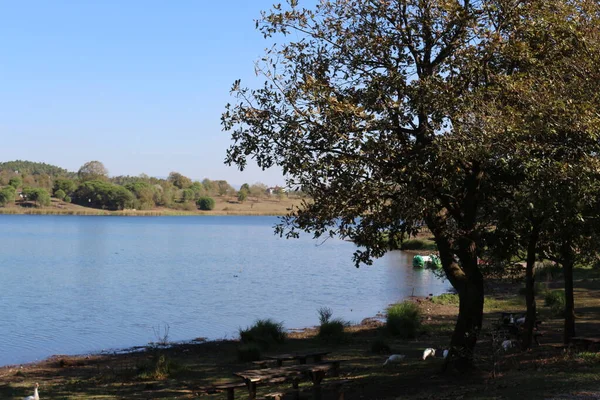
(239, 319, 286, 349)
(0, 186, 16, 207)
(124, 181, 157, 209)
(54, 189, 66, 201)
(386, 302, 421, 339)
(197, 196, 215, 211)
(137, 353, 178, 380)
(73, 180, 134, 210)
(64, 195, 71, 203)
(0, 160, 73, 177)
(237, 344, 262, 362)
(237, 189, 248, 202)
(318, 319, 348, 343)
(400, 239, 438, 251)
(545, 290, 566, 316)
(181, 188, 195, 203)
(317, 307, 333, 325)
(22, 187, 51, 206)
(78, 161, 108, 182)
(53, 178, 77, 196)
(168, 172, 192, 189)
(8, 176, 22, 189)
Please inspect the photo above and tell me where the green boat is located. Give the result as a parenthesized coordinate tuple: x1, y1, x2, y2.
(412, 254, 442, 269)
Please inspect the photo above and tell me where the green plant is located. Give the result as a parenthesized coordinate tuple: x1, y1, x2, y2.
(545, 290, 566, 316)
(64, 195, 72, 203)
(237, 343, 262, 362)
(137, 353, 178, 380)
(54, 189, 66, 201)
(430, 293, 459, 305)
(239, 319, 286, 349)
(370, 337, 391, 354)
(400, 238, 438, 251)
(386, 302, 421, 339)
(318, 319, 348, 343)
(197, 196, 215, 210)
(317, 307, 333, 324)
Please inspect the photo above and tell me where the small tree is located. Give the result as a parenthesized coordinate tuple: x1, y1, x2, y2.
(197, 196, 215, 211)
(8, 176, 22, 189)
(0, 186, 16, 206)
(54, 189, 66, 201)
(237, 189, 248, 202)
(181, 188, 195, 203)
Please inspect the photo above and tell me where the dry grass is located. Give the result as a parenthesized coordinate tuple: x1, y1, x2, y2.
(0, 196, 305, 216)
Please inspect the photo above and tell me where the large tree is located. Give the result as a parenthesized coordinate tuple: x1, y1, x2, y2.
(78, 161, 108, 182)
(223, 0, 600, 368)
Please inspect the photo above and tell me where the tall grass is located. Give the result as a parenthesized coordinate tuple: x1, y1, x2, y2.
(239, 319, 286, 349)
(386, 302, 421, 339)
(430, 293, 459, 305)
(316, 307, 348, 343)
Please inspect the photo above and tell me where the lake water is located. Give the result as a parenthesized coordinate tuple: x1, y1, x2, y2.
(0, 215, 450, 366)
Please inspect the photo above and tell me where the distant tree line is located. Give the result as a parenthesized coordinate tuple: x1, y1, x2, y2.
(0, 160, 302, 211)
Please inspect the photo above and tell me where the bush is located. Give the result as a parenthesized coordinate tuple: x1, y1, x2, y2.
(317, 307, 333, 324)
(0, 186, 16, 207)
(54, 189, 66, 201)
(545, 290, 566, 316)
(64, 195, 72, 203)
(386, 302, 421, 339)
(197, 196, 216, 211)
(370, 337, 391, 354)
(237, 343, 262, 362)
(239, 319, 286, 349)
(22, 187, 51, 207)
(137, 353, 179, 380)
(318, 319, 348, 343)
(400, 238, 438, 251)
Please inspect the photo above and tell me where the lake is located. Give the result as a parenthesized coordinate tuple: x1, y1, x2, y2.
(0, 215, 450, 366)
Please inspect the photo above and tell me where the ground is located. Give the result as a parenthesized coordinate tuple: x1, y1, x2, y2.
(1, 269, 599, 399)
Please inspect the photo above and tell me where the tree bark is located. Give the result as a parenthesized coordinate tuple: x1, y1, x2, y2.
(562, 243, 576, 344)
(522, 225, 540, 350)
(426, 213, 484, 370)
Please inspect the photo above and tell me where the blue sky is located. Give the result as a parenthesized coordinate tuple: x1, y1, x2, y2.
(0, 0, 300, 186)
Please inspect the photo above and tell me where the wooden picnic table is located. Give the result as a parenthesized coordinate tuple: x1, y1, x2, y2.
(233, 361, 342, 400)
(265, 350, 331, 367)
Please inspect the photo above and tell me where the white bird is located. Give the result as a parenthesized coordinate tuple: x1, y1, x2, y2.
(509, 314, 515, 324)
(442, 349, 449, 359)
(23, 382, 39, 400)
(422, 348, 436, 360)
(501, 340, 514, 351)
(383, 354, 406, 366)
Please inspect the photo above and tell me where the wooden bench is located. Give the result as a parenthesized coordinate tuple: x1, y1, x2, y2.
(211, 381, 247, 400)
(265, 350, 331, 366)
(570, 337, 600, 351)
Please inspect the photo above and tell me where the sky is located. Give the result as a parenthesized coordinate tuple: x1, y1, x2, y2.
(0, 0, 306, 186)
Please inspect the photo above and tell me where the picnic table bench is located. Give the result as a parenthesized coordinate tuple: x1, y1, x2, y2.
(570, 337, 600, 351)
(234, 360, 344, 400)
(265, 350, 331, 366)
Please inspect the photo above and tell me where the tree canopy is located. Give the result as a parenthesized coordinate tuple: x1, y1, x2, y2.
(223, 0, 600, 367)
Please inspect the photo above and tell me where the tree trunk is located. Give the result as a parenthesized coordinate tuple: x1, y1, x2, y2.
(562, 243, 576, 343)
(522, 225, 540, 350)
(426, 214, 484, 370)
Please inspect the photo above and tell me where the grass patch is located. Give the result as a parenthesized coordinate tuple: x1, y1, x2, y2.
(239, 319, 286, 350)
(137, 353, 180, 380)
(545, 290, 566, 316)
(430, 293, 459, 306)
(386, 302, 421, 339)
(575, 352, 600, 364)
(483, 296, 525, 312)
(400, 238, 438, 251)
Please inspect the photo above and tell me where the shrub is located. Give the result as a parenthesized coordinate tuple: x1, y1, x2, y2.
(237, 343, 262, 362)
(386, 302, 421, 339)
(318, 319, 348, 343)
(64, 195, 72, 203)
(370, 337, 391, 354)
(545, 290, 565, 316)
(400, 238, 438, 251)
(0, 186, 16, 206)
(239, 319, 286, 349)
(317, 307, 333, 324)
(197, 196, 216, 211)
(54, 189, 66, 201)
(137, 353, 178, 380)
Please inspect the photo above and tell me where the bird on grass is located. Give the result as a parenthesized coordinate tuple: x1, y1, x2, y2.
(422, 348, 436, 360)
(383, 354, 406, 366)
(23, 382, 39, 400)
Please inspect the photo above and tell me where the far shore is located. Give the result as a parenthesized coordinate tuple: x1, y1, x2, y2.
(0, 196, 304, 217)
